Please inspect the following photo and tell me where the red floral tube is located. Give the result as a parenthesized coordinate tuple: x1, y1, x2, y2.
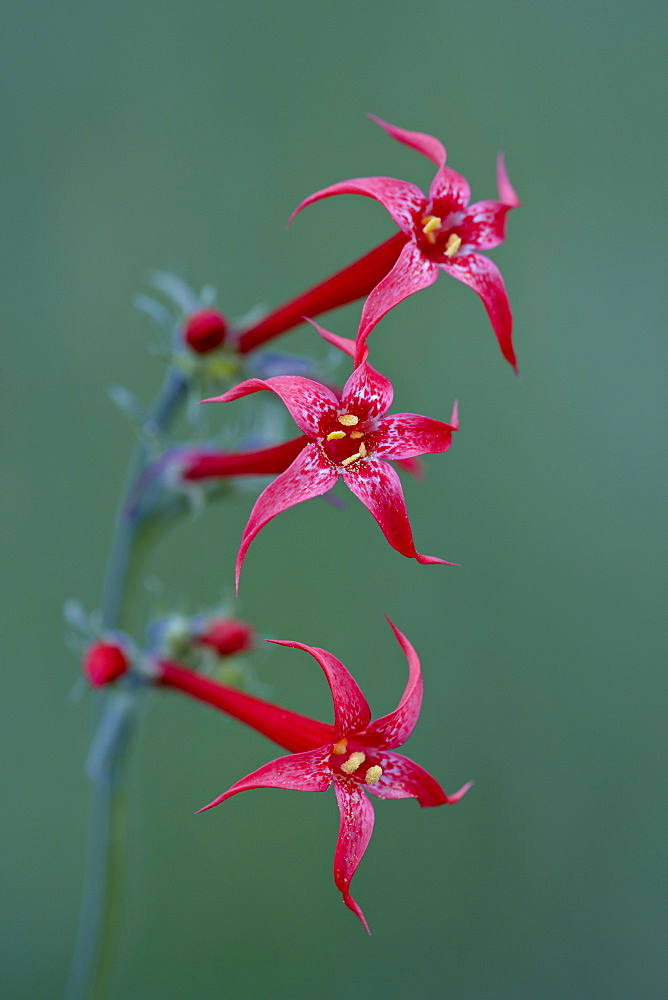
(182, 435, 308, 481)
(157, 659, 336, 753)
(235, 232, 408, 354)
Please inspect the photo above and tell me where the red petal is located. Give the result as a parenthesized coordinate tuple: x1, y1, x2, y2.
(364, 751, 472, 807)
(333, 778, 374, 933)
(497, 152, 521, 208)
(342, 459, 455, 565)
(235, 444, 337, 590)
(441, 252, 516, 371)
(197, 746, 332, 813)
(395, 456, 424, 479)
(341, 361, 394, 421)
(182, 436, 309, 480)
(365, 619, 423, 748)
(289, 176, 426, 238)
(356, 241, 439, 363)
(158, 660, 337, 753)
(368, 113, 446, 168)
(374, 411, 457, 461)
(428, 164, 470, 210)
(304, 318, 366, 362)
(267, 641, 371, 736)
(203, 376, 339, 438)
(460, 200, 511, 251)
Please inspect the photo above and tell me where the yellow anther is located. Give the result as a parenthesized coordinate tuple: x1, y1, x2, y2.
(340, 751, 366, 774)
(444, 233, 462, 257)
(365, 765, 383, 784)
(421, 214, 442, 244)
(332, 738, 348, 755)
(340, 452, 361, 467)
(338, 413, 359, 427)
(350, 430, 364, 439)
(327, 430, 346, 441)
(358, 442, 367, 458)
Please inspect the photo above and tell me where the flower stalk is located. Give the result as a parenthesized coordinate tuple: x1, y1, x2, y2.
(66, 367, 188, 1000)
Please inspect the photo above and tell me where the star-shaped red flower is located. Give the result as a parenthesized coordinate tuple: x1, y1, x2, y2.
(204, 332, 458, 588)
(290, 115, 521, 369)
(161, 619, 471, 931)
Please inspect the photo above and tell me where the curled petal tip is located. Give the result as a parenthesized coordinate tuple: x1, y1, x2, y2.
(496, 152, 521, 208)
(447, 780, 474, 803)
(195, 798, 220, 814)
(343, 892, 371, 934)
(416, 554, 460, 566)
(450, 399, 459, 429)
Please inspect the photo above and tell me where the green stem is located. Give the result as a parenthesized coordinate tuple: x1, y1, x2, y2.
(66, 367, 187, 1000)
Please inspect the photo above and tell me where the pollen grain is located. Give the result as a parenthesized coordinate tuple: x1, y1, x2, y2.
(444, 233, 462, 257)
(421, 214, 442, 244)
(365, 765, 383, 784)
(341, 751, 366, 774)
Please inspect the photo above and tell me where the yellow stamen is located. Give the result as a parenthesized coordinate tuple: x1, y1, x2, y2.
(332, 738, 348, 755)
(341, 452, 361, 467)
(327, 430, 346, 441)
(349, 430, 364, 439)
(365, 765, 383, 784)
(421, 214, 442, 244)
(358, 442, 367, 458)
(340, 751, 366, 774)
(338, 413, 359, 427)
(444, 233, 462, 257)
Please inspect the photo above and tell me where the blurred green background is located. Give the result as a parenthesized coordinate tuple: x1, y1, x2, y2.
(2, 1, 666, 997)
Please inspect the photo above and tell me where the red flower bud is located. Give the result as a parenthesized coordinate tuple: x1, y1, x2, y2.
(196, 619, 255, 657)
(184, 309, 228, 354)
(83, 642, 129, 687)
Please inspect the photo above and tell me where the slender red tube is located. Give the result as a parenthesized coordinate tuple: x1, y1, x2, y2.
(182, 435, 308, 481)
(235, 232, 408, 354)
(157, 660, 336, 753)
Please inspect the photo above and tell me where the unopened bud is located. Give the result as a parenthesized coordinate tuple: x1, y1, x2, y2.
(183, 309, 228, 354)
(83, 642, 129, 687)
(196, 618, 255, 658)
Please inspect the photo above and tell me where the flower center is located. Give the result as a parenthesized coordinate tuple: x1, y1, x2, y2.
(320, 412, 373, 468)
(418, 214, 462, 259)
(330, 739, 384, 785)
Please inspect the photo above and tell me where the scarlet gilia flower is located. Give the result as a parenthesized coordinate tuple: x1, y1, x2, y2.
(83, 642, 129, 687)
(155, 618, 471, 931)
(196, 618, 255, 657)
(184, 309, 228, 354)
(290, 115, 521, 369)
(203, 339, 458, 588)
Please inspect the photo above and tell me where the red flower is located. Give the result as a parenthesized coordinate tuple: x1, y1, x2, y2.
(183, 309, 228, 354)
(156, 619, 471, 931)
(290, 115, 521, 369)
(203, 336, 459, 588)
